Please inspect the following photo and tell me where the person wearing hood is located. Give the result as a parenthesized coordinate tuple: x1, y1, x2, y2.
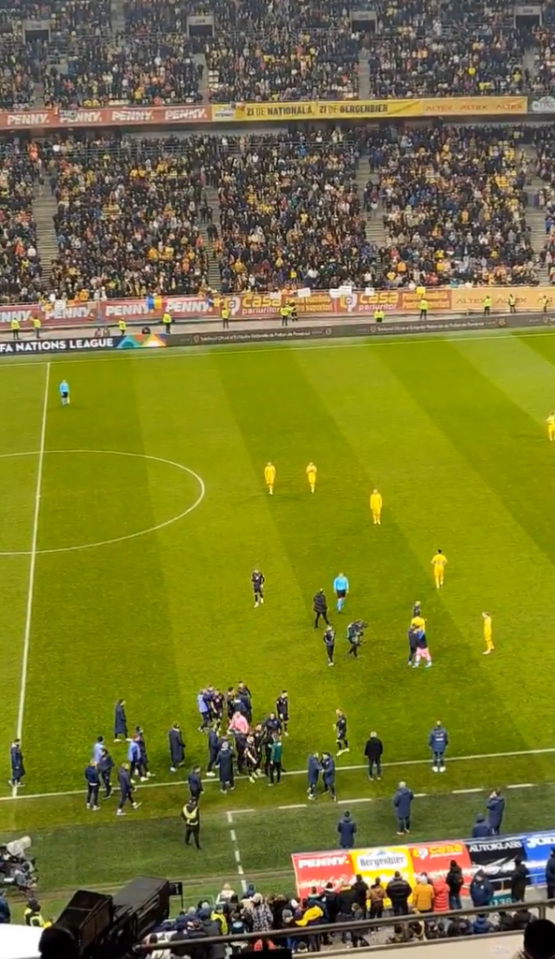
(471, 813, 493, 838)
(216, 740, 235, 794)
(486, 789, 505, 835)
(510, 856, 529, 903)
(446, 860, 464, 910)
(470, 870, 493, 908)
(337, 810, 357, 849)
(393, 781, 414, 835)
(472, 914, 494, 935)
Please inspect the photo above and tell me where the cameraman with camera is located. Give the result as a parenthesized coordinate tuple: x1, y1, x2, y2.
(347, 620, 367, 658)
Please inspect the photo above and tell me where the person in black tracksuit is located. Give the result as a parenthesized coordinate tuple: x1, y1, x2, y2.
(117, 763, 141, 815)
(85, 761, 100, 809)
(98, 747, 114, 798)
(313, 589, 329, 628)
(323, 625, 335, 665)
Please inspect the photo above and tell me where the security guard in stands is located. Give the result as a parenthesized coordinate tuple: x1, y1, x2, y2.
(118, 318, 127, 335)
(182, 798, 201, 849)
(419, 297, 428, 320)
(31, 315, 41, 339)
(288, 298, 298, 322)
(508, 293, 516, 315)
(279, 303, 290, 327)
(483, 294, 492, 317)
(10, 317, 20, 340)
(162, 310, 172, 334)
(374, 307, 385, 324)
(221, 302, 230, 329)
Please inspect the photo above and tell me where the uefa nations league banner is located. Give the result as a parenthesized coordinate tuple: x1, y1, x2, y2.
(291, 830, 555, 898)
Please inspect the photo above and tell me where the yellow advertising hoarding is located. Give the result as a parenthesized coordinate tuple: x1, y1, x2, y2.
(211, 96, 528, 123)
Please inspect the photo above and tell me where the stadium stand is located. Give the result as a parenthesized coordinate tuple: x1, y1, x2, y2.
(373, 125, 537, 288)
(0, 147, 43, 304)
(45, 136, 209, 300)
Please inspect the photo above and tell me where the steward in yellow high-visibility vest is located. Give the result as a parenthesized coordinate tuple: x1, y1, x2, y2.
(279, 305, 290, 327)
(419, 298, 428, 319)
(221, 305, 230, 329)
(10, 317, 20, 340)
(508, 293, 516, 314)
(31, 316, 41, 339)
(118, 319, 127, 335)
(374, 308, 385, 323)
(483, 295, 492, 316)
(162, 310, 172, 333)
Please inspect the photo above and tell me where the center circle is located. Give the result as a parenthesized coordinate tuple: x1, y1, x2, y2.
(0, 450, 205, 556)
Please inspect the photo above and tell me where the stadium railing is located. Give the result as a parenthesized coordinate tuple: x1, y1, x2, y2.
(133, 899, 552, 954)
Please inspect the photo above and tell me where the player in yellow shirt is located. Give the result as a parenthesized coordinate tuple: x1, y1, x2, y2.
(547, 413, 555, 442)
(431, 549, 447, 588)
(482, 612, 494, 655)
(306, 462, 317, 493)
(264, 462, 276, 495)
(370, 488, 383, 525)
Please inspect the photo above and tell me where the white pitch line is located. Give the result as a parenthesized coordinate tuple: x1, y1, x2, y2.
(2, 746, 554, 804)
(229, 829, 236, 842)
(12, 362, 50, 798)
(506, 783, 535, 789)
(452, 788, 483, 795)
(227, 809, 247, 893)
(338, 797, 372, 806)
(1, 325, 555, 371)
(279, 803, 308, 810)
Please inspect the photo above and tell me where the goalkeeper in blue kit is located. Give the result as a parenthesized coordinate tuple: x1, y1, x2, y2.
(59, 379, 70, 406)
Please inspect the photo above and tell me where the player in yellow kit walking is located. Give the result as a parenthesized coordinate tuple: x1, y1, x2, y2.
(482, 612, 494, 655)
(264, 462, 276, 495)
(431, 549, 447, 588)
(306, 462, 317, 493)
(370, 489, 383, 525)
(547, 413, 555, 442)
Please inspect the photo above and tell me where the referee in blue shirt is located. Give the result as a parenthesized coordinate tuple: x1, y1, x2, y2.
(333, 573, 349, 612)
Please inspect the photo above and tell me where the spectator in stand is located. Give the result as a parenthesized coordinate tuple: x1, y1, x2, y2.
(472, 913, 495, 935)
(546, 848, 555, 899)
(0, 891, 10, 923)
(471, 813, 493, 838)
(470, 870, 494, 909)
(446, 859, 464, 911)
(368, 878, 385, 921)
(521, 918, 555, 959)
(250, 894, 273, 933)
(432, 874, 449, 913)
(352, 874, 369, 917)
(511, 856, 530, 904)
(412, 875, 434, 916)
(386, 871, 412, 916)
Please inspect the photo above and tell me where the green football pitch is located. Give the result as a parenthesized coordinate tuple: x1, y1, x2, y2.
(2, 328, 555, 914)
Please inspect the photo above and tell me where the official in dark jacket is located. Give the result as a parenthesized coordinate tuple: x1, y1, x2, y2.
(206, 728, 220, 776)
(469, 871, 493, 908)
(471, 813, 493, 838)
(386, 872, 412, 916)
(446, 860, 464, 910)
(393, 782, 414, 834)
(486, 790, 505, 835)
(114, 699, 127, 740)
(313, 589, 329, 628)
(169, 724, 185, 772)
(98, 747, 114, 799)
(546, 848, 555, 898)
(510, 857, 529, 903)
(188, 766, 203, 802)
(84, 761, 100, 810)
(117, 762, 141, 815)
(9, 739, 25, 787)
(216, 741, 234, 793)
(337, 810, 357, 849)
(182, 800, 201, 849)
(364, 732, 383, 781)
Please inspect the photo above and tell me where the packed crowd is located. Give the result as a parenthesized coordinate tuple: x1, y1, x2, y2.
(214, 131, 377, 293)
(45, 136, 210, 300)
(43, 36, 204, 107)
(372, 125, 538, 288)
(142, 875, 543, 956)
(532, 127, 555, 285)
(0, 146, 43, 304)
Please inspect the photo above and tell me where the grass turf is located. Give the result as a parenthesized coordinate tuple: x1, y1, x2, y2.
(1, 329, 555, 913)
